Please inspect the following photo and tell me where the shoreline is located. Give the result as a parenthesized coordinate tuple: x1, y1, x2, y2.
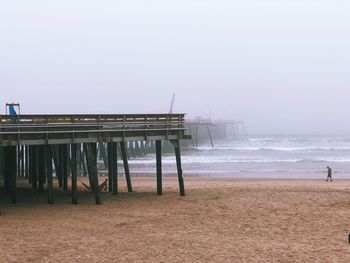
(109, 170, 350, 180)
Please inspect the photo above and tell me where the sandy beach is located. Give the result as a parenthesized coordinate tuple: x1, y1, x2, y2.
(1, 176, 350, 262)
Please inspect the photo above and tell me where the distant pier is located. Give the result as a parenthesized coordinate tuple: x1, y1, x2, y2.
(0, 114, 190, 204)
(187, 118, 246, 147)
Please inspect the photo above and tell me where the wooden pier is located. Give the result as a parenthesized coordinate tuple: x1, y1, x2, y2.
(0, 114, 190, 204)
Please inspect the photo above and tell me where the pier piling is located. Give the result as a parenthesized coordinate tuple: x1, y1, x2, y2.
(171, 140, 185, 196)
(120, 141, 132, 192)
(156, 140, 162, 195)
(62, 144, 69, 191)
(38, 145, 45, 193)
(46, 145, 53, 204)
(71, 144, 78, 204)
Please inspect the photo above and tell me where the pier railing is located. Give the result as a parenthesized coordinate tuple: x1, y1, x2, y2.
(0, 114, 189, 146)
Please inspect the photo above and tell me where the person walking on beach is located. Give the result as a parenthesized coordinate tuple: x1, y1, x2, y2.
(326, 166, 333, 182)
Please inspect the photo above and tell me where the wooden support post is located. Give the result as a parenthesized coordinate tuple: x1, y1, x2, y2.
(28, 146, 32, 184)
(25, 146, 29, 178)
(35, 145, 40, 188)
(108, 142, 118, 194)
(107, 142, 118, 193)
(156, 140, 162, 195)
(29, 146, 33, 186)
(112, 142, 118, 195)
(57, 145, 63, 188)
(107, 142, 113, 192)
(207, 126, 214, 148)
(170, 140, 185, 196)
(62, 144, 68, 191)
(67, 147, 71, 182)
(46, 145, 53, 204)
(120, 141, 132, 192)
(20, 145, 25, 177)
(17, 145, 20, 177)
(32, 146, 38, 189)
(71, 144, 78, 204)
(4, 146, 17, 203)
(84, 143, 101, 205)
(38, 145, 45, 193)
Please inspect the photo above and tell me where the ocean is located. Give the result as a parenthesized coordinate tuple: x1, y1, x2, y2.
(127, 136, 350, 179)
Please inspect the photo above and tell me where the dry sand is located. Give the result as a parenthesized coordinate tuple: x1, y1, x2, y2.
(1, 176, 350, 262)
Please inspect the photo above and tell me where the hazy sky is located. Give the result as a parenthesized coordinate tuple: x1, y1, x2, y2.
(1, 1, 349, 135)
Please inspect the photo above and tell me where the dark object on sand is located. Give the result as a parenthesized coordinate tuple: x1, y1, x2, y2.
(81, 179, 108, 192)
(348, 234, 350, 243)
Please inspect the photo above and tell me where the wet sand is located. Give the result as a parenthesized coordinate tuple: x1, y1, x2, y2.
(1, 176, 350, 262)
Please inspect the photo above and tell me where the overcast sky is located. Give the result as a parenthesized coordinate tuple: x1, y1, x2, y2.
(1, 1, 349, 135)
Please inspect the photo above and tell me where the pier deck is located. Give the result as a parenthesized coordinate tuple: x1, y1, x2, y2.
(0, 114, 189, 145)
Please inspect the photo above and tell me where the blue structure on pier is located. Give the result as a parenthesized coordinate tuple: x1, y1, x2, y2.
(8, 105, 17, 116)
